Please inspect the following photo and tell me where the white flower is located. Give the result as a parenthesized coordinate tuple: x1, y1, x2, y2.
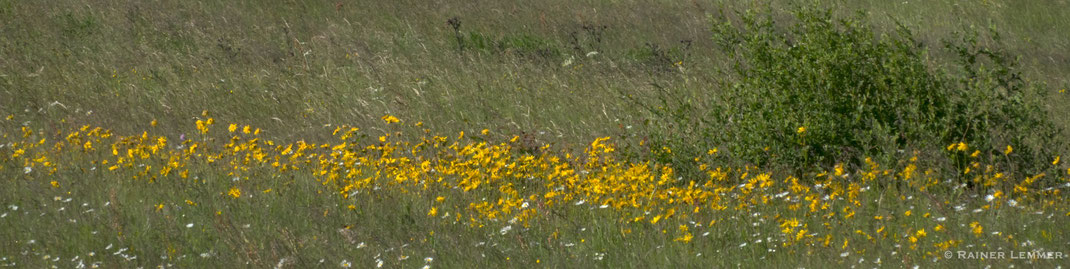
(186, 223, 194, 228)
(985, 194, 995, 202)
(375, 259, 383, 268)
(840, 252, 850, 257)
(340, 259, 351, 268)
(424, 257, 433, 263)
(23, 167, 31, 174)
(356, 242, 365, 249)
(499, 225, 512, 235)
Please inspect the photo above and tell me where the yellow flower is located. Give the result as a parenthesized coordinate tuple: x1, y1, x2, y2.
(427, 207, 438, 216)
(381, 115, 401, 124)
(481, 129, 489, 135)
(150, 119, 158, 127)
(969, 222, 983, 235)
(956, 142, 968, 152)
(436, 196, 445, 202)
(1054, 155, 1061, 165)
(797, 126, 806, 134)
(228, 124, 237, 133)
(1004, 145, 1013, 155)
(50, 180, 59, 188)
(227, 187, 241, 198)
(904, 210, 911, 217)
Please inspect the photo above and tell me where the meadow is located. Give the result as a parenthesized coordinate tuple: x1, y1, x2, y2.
(2, 0, 1069, 268)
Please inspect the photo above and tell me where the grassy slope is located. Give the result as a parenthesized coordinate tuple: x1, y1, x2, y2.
(2, 0, 1069, 268)
(3, 0, 1067, 141)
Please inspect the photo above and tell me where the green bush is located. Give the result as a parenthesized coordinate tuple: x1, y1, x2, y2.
(647, 5, 1063, 178)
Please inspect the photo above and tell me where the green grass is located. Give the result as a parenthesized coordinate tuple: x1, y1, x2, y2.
(2, 0, 1070, 268)
(3, 1, 1065, 141)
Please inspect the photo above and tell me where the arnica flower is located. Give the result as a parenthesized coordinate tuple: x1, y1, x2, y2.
(227, 187, 241, 198)
(969, 222, 983, 235)
(381, 115, 401, 124)
(951, 142, 968, 151)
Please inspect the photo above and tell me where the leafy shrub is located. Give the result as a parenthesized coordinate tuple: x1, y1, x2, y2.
(646, 5, 1063, 179)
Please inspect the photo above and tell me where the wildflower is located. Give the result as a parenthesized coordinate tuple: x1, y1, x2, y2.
(969, 222, 983, 235)
(227, 187, 241, 198)
(228, 124, 237, 133)
(381, 115, 400, 124)
(1054, 155, 1061, 165)
(797, 126, 806, 134)
(1004, 145, 1013, 155)
(427, 207, 438, 217)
